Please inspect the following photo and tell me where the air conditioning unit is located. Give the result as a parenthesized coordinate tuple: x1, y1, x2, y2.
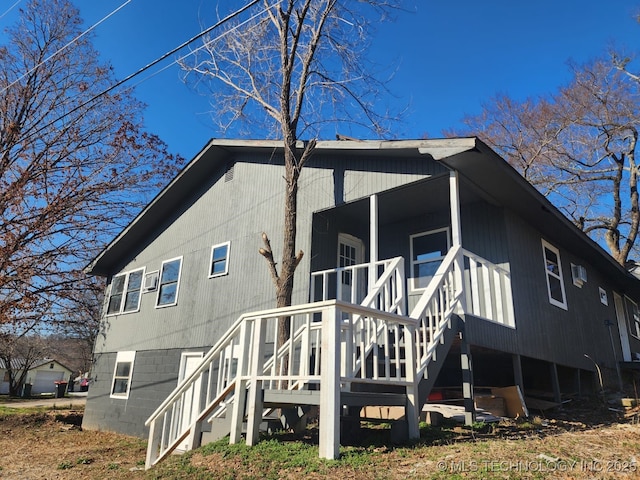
(571, 264, 587, 287)
(143, 271, 159, 292)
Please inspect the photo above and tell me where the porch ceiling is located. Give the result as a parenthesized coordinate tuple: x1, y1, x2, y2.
(327, 174, 483, 226)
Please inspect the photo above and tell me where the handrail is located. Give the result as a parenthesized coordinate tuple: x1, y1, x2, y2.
(146, 256, 406, 468)
(462, 249, 515, 327)
(145, 300, 337, 425)
(409, 246, 462, 377)
(146, 247, 515, 469)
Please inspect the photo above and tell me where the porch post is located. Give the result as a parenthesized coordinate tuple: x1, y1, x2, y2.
(460, 326, 475, 426)
(369, 194, 378, 293)
(449, 171, 467, 313)
(246, 317, 266, 447)
(550, 362, 561, 404)
(230, 321, 250, 444)
(319, 305, 340, 459)
(512, 354, 524, 394)
(404, 324, 420, 440)
(449, 171, 462, 248)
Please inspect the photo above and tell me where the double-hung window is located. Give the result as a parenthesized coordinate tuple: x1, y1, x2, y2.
(626, 297, 640, 339)
(106, 268, 144, 315)
(209, 241, 230, 278)
(541, 239, 567, 310)
(110, 351, 135, 399)
(410, 228, 450, 291)
(156, 257, 182, 307)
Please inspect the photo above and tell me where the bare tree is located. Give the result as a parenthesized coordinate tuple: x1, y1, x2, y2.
(0, 0, 180, 336)
(449, 56, 640, 266)
(0, 333, 50, 396)
(180, 0, 401, 345)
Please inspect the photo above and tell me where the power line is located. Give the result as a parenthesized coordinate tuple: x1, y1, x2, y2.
(2, 0, 265, 157)
(0, 0, 134, 96)
(129, 1, 282, 90)
(0, 0, 22, 22)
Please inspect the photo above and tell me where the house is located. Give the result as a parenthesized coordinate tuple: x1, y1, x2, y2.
(0, 358, 73, 396)
(81, 138, 640, 466)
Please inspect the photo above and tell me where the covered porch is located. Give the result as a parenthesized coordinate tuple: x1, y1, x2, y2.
(309, 170, 515, 328)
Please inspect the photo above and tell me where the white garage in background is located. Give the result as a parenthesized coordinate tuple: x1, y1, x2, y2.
(26, 359, 73, 395)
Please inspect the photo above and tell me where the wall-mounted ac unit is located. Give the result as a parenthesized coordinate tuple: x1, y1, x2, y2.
(143, 271, 159, 292)
(571, 264, 587, 287)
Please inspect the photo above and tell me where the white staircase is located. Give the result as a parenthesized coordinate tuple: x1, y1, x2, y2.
(145, 247, 514, 468)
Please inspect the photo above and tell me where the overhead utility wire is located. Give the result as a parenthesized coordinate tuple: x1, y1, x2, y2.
(0, 0, 133, 96)
(99, 0, 262, 96)
(0, 0, 22, 21)
(2, 0, 262, 156)
(129, 0, 283, 89)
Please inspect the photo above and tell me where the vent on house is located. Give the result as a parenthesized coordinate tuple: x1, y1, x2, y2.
(571, 264, 587, 287)
(143, 271, 159, 292)
(225, 163, 235, 182)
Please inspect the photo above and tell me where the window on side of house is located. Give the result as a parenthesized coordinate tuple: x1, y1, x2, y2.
(626, 297, 640, 339)
(156, 257, 182, 307)
(209, 241, 230, 278)
(110, 351, 135, 399)
(541, 239, 567, 310)
(410, 228, 450, 292)
(106, 268, 145, 315)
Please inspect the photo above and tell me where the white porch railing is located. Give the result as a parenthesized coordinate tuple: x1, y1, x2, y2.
(310, 257, 405, 314)
(410, 246, 463, 376)
(145, 256, 407, 468)
(145, 248, 515, 468)
(462, 249, 515, 327)
(145, 300, 419, 467)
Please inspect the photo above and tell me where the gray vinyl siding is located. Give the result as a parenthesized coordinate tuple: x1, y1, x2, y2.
(88, 151, 447, 437)
(463, 208, 624, 372)
(82, 348, 202, 438)
(96, 152, 445, 354)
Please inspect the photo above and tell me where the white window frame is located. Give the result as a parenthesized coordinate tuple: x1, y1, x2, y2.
(541, 239, 567, 310)
(110, 351, 135, 399)
(106, 267, 145, 316)
(156, 256, 183, 308)
(209, 241, 231, 278)
(409, 227, 450, 292)
(626, 296, 640, 340)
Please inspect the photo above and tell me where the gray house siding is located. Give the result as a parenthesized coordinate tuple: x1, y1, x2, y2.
(85, 139, 640, 440)
(82, 349, 200, 437)
(452, 199, 634, 386)
(467, 208, 627, 373)
(85, 148, 447, 438)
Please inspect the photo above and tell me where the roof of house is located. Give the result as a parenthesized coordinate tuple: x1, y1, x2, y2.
(0, 358, 72, 372)
(84, 137, 640, 297)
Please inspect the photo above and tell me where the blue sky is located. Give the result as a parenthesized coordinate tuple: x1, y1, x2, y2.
(2, 1, 639, 160)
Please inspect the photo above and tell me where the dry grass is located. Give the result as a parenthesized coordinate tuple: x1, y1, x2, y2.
(0, 399, 638, 479)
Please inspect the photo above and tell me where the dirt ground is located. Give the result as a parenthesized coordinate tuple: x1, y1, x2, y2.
(0, 399, 639, 479)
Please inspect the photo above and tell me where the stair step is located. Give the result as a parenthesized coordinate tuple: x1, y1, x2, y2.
(341, 391, 406, 407)
(263, 389, 321, 407)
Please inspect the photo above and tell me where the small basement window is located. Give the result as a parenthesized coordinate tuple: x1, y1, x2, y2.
(541, 239, 567, 310)
(209, 241, 230, 278)
(110, 351, 135, 399)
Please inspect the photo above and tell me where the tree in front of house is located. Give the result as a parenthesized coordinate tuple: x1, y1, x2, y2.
(0, 0, 181, 341)
(449, 55, 640, 266)
(180, 0, 403, 345)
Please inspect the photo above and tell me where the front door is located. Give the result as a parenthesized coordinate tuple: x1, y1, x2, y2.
(177, 352, 203, 451)
(337, 233, 365, 303)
